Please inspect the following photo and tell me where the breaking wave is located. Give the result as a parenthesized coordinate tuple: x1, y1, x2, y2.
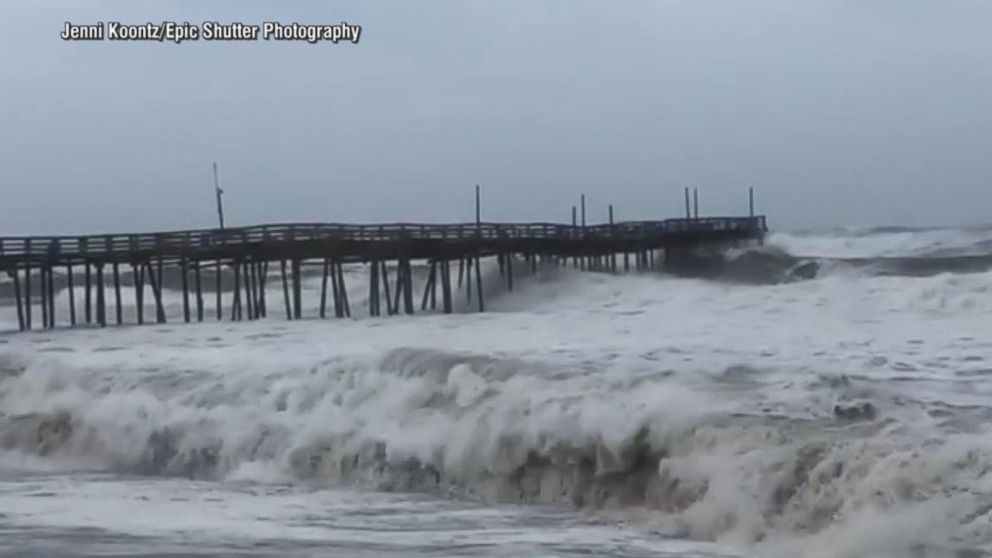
(2, 347, 992, 556)
(678, 227, 992, 284)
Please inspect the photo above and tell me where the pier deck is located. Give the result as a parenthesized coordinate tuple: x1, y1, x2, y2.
(0, 215, 766, 331)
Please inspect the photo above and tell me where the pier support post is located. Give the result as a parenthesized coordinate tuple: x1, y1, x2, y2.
(280, 260, 292, 320)
(474, 254, 484, 312)
(84, 263, 92, 324)
(291, 259, 302, 320)
(380, 261, 393, 316)
(441, 260, 452, 314)
(231, 261, 242, 321)
(95, 264, 106, 327)
(194, 260, 204, 322)
(133, 262, 145, 324)
(112, 263, 122, 325)
(320, 258, 330, 318)
(10, 270, 25, 331)
(66, 264, 76, 326)
(215, 261, 223, 321)
(24, 265, 32, 330)
(181, 260, 191, 323)
(255, 262, 267, 317)
(145, 261, 166, 324)
(336, 262, 350, 318)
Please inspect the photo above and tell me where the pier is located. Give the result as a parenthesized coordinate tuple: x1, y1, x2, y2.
(0, 214, 766, 332)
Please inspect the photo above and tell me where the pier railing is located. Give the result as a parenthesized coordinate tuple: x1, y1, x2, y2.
(0, 216, 766, 262)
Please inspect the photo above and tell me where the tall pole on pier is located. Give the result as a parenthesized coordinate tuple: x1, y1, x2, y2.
(749, 187, 755, 217)
(580, 194, 586, 227)
(475, 184, 481, 230)
(684, 187, 691, 219)
(693, 188, 699, 219)
(213, 162, 225, 230)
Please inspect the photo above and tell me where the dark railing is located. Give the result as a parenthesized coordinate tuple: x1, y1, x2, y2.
(0, 216, 766, 260)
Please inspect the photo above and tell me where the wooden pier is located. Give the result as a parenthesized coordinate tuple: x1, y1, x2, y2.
(0, 215, 766, 331)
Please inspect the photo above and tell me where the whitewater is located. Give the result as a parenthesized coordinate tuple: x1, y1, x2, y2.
(2, 226, 992, 557)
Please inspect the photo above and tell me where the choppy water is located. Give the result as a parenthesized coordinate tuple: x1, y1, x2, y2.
(2, 226, 992, 557)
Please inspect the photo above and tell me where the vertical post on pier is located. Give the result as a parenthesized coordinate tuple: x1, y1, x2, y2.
(213, 162, 225, 230)
(684, 187, 691, 220)
(84, 263, 92, 324)
(40, 267, 49, 329)
(693, 188, 699, 219)
(320, 258, 330, 318)
(330, 260, 342, 318)
(291, 259, 302, 320)
(475, 184, 481, 229)
(47, 267, 56, 327)
(441, 260, 453, 314)
(113, 262, 122, 325)
(96, 264, 106, 327)
(368, 259, 379, 317)
(66, 264, 76, 326)
(243, 260, 254, 320)
(420, 261, 435, 311)
(571, 205, 578, 268)
(146, 261, 166, 324)
(280, 260, 291, 320)
(475, 184, 484, 313)
(749, 187, 755, 217)
(24, 264, 32, 330)
(215, 261, 222, 321)
(474, 253, 484, 312)
(609, 205, 617, 274)
(464, 258, 472, 301)
(181, 260, 191, 323)
(133, 262, 145, 324)
(11, 270, 25, 331)
(256, 262, 267, 317)
(380, 260, 392, 316)
(337, 262, 351, 318)
(194, 260, 204, 322)
(231, 261, 242, 321)
(506, 253, 514, 292)
(581, 194, 586, 227)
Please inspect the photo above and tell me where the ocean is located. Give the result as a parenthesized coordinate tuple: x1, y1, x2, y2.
(2, 226, 992, 558)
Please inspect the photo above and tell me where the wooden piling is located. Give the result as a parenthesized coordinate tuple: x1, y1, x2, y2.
(113, 262, 122, 325)
(256, 262, 267, 317)
(506, 253, 514, 291)
(84, 263, 92, 324)
(336, 262, 351, 317)
(133, 262, 145, 324)
(194, 260, 204, 322)
(441, 260, 453, 314)
(291, 259, 302, 320)
(181, 261, 191, 323)
(280, 260, 292, 320)
(320, 258, 330, 319)
(40, 267, 49, 328)
(331, 260, 343, 318)
(243, 260, 254, 320)
(145, 261, 166, 324)
(231, 261, 242, 321)
(96, 264, 106, 327)
(474, 254, 484, 312)
(11, 269, 25, 331)
(380, 261, 393, 316)
(66, 264, 76, 326)
(215, 261, 223, 321)
(24, 265, 32, 330)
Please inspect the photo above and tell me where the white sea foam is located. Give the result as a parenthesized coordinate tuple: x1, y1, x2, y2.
(1, 230, 992, 557)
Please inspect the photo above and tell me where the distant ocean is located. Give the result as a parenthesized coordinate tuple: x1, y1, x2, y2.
(2, 226, 992, 558)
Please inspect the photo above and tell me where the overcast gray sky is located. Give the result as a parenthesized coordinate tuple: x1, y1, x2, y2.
(1, 1, 990, 234)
